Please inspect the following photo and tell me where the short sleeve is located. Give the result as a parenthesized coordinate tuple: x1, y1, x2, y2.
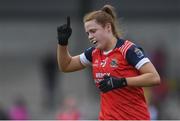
(79, 47, 95, 66)
(126, 45, 150, 70)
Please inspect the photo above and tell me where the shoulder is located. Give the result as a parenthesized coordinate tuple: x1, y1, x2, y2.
(125, 41, 150, 69)
(115, 38, 135, 57)
(115, 38, 150, 70)
(79, 47, 96, 66)
(84, 47, 96, 62)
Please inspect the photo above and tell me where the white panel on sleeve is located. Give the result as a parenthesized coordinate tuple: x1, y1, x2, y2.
(80, 53, 91, 66)
(135, 58, 150, 70)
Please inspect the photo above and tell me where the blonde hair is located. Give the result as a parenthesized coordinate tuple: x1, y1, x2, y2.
(83, 5, 122, 38)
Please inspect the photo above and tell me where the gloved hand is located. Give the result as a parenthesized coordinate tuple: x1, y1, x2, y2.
(99, 75, 127, 93)
(57, 16, 72, 45)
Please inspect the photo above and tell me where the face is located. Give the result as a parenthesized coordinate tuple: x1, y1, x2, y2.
(84, 19, 112, 50)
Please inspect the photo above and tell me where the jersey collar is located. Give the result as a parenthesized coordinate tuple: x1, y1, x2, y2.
(101, 38, 125, 56)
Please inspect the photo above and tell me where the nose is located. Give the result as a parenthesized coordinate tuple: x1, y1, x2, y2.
(88, 33, 94, 40)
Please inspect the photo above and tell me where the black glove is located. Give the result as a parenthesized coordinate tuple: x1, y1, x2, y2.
(57, 16, 72, 45)
(99, 75, 127, 93)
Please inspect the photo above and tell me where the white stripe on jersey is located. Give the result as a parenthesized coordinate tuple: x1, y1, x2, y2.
(119, 40, 134, 58)
(135, 58, 150, 70)
(123, 42, 133, 58)
(80, 53, 91, 66)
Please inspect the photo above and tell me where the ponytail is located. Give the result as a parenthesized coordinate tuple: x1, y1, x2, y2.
(101, 5, 116, 21)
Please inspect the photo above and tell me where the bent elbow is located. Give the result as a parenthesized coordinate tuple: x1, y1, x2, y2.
(61, 68, 70, 73)
(59, 67, 69, 73)
(153, 74, 161, 85)
(59, 68, 66, 72)
(58, 64, 68, 73)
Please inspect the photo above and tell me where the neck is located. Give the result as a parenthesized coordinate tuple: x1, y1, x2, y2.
(104, 37, 117, 51)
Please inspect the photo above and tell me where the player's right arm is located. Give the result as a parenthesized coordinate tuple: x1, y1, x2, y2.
(57, 16, 85, 72)
(57, 45, 85, 72)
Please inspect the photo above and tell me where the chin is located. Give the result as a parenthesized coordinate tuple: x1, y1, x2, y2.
(95, 45, 104, 50)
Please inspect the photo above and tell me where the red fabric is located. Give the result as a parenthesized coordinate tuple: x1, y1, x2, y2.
(92, 40, 150, 120)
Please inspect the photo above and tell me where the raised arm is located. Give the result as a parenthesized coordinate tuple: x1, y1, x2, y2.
(57, 17, 85, 72)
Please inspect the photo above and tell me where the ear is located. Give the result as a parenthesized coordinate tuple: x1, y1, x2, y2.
(104, 23, 112, 32)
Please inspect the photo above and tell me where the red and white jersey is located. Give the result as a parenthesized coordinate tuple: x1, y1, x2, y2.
(80, 39, 150, 120)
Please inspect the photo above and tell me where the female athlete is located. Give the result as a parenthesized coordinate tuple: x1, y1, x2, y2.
(56, 5, 160, 120)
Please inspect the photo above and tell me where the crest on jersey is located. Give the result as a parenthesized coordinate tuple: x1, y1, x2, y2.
(134, 47, 144, 58)
(110, 59, 118, 68)
(95, 59, 98, 63)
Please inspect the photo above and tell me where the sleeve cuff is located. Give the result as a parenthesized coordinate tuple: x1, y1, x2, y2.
(80, 53, 91, 66)
(135, 58, 150, 70)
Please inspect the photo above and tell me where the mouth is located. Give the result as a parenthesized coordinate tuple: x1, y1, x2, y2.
(91, 40, 98, 45)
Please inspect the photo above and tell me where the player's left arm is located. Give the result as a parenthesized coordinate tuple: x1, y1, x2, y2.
(98, 61, 160, 93)
(98, 44, 160, 93)
(126, 62, 160, 87)
(124, 44, 161, 87)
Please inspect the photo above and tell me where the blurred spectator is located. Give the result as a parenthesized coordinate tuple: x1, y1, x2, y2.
(0, 102, 9, 120)
(150, 43, 169, 119)
(151, 44, 167, 77)
(56, 97, 81, 120)
(9, 96, 29, 120)
(151, 78, 169, 106)
(41, 52, 59, 109)
(149, 103, 158, 120)
(151, 80, 169, 119)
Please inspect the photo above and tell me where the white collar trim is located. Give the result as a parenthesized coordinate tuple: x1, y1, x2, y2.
(103, 49, 113, 55)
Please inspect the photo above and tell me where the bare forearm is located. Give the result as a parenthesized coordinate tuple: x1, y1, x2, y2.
(126, 73, 160, 87)
(57, 45, 72, 71)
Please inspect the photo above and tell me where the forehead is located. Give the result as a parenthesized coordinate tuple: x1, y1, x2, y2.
(84, 20, 102, 32)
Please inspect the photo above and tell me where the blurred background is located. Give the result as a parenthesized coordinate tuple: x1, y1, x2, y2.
(0, 0, 179, 120)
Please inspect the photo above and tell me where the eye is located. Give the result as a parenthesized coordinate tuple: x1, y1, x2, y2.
(89, 29, 96, 34)
(86, 32, 89, 36)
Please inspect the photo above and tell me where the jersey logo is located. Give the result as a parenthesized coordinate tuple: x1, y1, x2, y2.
(134, 47, 144, 58)
(110, 59, 118, 68)
(95, 73, 110, 79)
